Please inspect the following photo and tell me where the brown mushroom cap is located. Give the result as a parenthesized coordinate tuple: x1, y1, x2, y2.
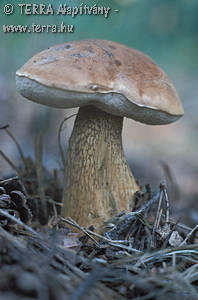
(16, 39, 184, 125)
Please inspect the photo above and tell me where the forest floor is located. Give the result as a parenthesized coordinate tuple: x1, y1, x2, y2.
(0, 128, 198, 300)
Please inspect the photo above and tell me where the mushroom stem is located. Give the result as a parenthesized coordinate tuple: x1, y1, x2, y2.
(62, 105, 139, 228)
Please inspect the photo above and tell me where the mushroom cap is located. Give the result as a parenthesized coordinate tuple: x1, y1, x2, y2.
(16, 39, 184, 125)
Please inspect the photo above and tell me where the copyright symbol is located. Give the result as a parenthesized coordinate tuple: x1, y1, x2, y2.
(4, 4, 14, 15)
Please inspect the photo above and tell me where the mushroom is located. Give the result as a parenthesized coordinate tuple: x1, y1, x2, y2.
(16, 39, 184, 229)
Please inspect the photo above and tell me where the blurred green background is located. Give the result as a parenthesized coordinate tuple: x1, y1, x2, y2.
(0, 0, 198, 223)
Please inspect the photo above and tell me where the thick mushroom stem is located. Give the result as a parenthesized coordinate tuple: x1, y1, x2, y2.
(62, 105, 139, 228)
